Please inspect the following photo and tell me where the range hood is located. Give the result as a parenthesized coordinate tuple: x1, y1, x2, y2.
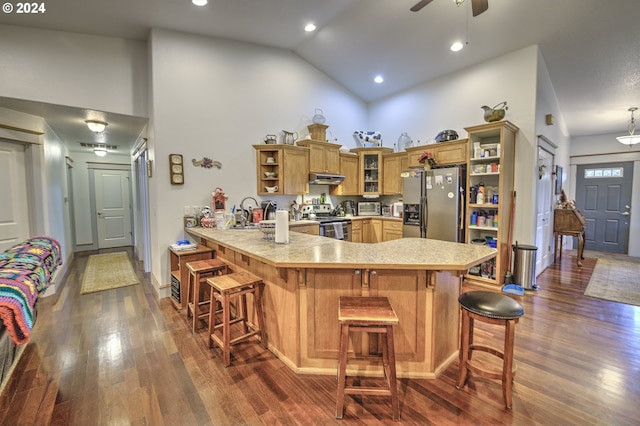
(309, 172, 345, 185)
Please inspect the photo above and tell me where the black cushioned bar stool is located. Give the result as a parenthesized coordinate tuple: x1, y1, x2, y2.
(456, 291, 524, 409)
(336, 296, 400, 421)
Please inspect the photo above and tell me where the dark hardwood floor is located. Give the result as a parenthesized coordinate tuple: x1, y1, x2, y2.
(1, 248, 639, 425)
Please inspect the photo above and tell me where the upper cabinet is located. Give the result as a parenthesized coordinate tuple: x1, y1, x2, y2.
(296, 140, 341, 174)
(330, 152, 359, 196)
(382, 152, 408, 195)
(350, 147, 394, 197)
(254, 144, 309, 195)
(406, 139, 468, 169)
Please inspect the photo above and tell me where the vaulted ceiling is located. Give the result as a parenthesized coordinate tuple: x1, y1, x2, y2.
(1, 0, 639, 153)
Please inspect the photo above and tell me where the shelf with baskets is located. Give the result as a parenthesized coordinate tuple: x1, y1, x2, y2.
(464, 121, 518, 287)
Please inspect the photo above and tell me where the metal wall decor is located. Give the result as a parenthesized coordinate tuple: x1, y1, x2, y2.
(192, 157, 222, 169)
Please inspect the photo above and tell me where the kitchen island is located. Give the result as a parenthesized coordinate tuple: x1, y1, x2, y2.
(186, 227, 496, 379)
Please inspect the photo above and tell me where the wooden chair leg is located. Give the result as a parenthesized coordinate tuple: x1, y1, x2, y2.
(254, 283, 267, 348)
(335, 323, 349, 419)
(457, 309, 471, 389)
(386, 325, 399, 421)
(502, 319, 516, 409)
(222, 291, 231, 366)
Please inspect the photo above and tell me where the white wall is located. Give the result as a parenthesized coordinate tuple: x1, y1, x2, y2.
(148, 28, 367, 292)
(0, 25, 148, 117)
(369, 45, 539, 245)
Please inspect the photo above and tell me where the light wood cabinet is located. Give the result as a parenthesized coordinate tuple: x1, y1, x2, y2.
(357, 218, 383, 243)
(350, 147, 394, 196)
(406, 139, 468, 169)
(382, 220, 403, 241)
(351, 219, 363, 243)
(289, 222, 320, 236)
(296, 140, 341, 174)
(382, 152, 408, 195)
(463, 121, 518, 288)
(169, 244, 213, 309)
(330, 152, 359, 196)
(254, 144, 309, 195)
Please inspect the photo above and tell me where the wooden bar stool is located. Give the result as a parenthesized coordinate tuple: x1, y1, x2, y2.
(185, 259, 228, 333)
(456, 290, 525, 409)
(207, 271, 266, 367)
(336, 296, 400, 421)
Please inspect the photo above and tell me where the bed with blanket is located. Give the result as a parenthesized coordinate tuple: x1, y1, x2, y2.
(0, 237, 61, 386)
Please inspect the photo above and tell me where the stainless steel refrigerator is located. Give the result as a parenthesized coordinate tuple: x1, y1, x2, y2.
(402, 167, 464, 242)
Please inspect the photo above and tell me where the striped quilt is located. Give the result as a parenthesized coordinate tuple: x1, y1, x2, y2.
(0, 237, 61, 345)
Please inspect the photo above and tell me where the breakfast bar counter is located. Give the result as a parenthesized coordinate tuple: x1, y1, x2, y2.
(186, 227, 496, 379)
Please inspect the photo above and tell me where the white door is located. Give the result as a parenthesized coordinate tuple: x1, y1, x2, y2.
(535, 147, 554, 274)
(0, 140, 30, 251)
(95, 169, 132, 248)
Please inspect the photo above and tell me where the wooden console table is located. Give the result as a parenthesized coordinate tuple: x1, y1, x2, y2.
(553, 209, 586, 267)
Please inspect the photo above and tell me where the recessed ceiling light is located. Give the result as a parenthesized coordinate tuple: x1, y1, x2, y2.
(192, 0, 207, 6)
(304, 23, 317, 32)
(450, 41, 464, 52)
(374, 75, 384, 84)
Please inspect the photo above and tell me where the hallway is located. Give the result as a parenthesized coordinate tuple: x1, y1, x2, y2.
(1, 248, 639, 425)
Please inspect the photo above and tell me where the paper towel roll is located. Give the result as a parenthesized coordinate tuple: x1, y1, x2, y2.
(275, 210, 289, 244)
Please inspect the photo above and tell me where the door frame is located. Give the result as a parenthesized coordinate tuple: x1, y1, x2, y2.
(87, 162, 133, 250)
(570, 151, 640, 257)
(535, 143, 555, 274)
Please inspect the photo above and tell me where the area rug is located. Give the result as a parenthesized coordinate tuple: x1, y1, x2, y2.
(81, 252, 139, 295)
(584, 257, 640, 307)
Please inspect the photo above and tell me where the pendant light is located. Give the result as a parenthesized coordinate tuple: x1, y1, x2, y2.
(616, 107, 640, 145)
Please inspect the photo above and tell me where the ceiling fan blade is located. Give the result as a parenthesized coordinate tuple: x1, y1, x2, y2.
(471, 0, 488, 17)
(410, 0, 434, 12)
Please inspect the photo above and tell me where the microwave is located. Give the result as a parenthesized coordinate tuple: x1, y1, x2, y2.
(357, 201, 381, 216)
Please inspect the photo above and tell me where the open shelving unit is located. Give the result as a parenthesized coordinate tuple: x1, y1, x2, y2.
(464, 121, 518, 288)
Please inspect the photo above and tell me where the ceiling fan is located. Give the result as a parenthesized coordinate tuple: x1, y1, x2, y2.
(410, 0, 489, 17)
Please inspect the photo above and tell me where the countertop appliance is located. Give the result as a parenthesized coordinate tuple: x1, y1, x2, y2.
(261, 200, 277, 220)
(357, 201, 381, 216)
(402, 167, 465, 242)
(300, 204, 352, 241)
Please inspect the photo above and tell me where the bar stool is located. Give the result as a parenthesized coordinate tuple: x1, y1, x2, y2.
(456, 290, 525, 409)
(336, 296, 399, 421)
(185, 259, 228, 333)
(207, 271, 266, 367)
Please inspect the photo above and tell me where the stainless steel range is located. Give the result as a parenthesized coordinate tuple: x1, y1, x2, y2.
(300, 204, 352, 241)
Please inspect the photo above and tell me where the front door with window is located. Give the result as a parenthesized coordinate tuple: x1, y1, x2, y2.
(575, 162, 633, 253)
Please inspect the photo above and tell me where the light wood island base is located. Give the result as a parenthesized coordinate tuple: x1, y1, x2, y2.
(186, 227, 496, 379)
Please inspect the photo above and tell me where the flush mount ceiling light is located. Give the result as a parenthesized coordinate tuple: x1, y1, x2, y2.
(450, 41, 464, 52)
(374, 75, 384, 84)
(85, 120, 108, 133)
(192, 0, 207, 6)
(94, 146, 108, 157)
(616, 107, 640, 145)
(304, 23, 317, 32)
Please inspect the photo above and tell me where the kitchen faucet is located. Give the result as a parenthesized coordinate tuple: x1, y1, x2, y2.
(239, 196, 260, 227)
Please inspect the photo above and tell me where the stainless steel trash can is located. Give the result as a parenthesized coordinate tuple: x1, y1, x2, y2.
(512, 243, 538, 290)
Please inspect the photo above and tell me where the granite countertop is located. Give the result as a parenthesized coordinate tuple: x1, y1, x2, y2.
(186, 227, 496, 271)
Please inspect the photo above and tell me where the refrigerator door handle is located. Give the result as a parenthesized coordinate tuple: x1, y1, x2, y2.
(421, 196, 428, 238)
